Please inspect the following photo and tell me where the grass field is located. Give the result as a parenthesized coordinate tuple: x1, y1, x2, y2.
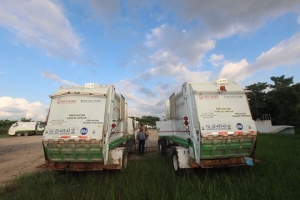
(0, 133, 300, 200)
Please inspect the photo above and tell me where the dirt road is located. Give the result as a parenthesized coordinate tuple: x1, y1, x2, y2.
(0, 130, 159, 185)
(0, 135, 45, 185)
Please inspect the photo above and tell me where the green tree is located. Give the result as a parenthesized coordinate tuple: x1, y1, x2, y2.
(267, 75, 298, 125)
(20, 117, 31, 122)
(245, 82, 269, 120)
(136, 115, 160, 126)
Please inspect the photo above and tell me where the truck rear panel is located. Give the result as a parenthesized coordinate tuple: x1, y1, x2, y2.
(192, 82, 257, 160)
(43, 89, 107, 163)
(157, 80, 257, 169)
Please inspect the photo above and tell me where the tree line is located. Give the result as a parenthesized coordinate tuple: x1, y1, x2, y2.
(0, 117, 35, 128)
(245, 75, 300, 128)
(136, 115, 160, 127)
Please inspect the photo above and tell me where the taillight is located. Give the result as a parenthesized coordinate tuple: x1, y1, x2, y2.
(111, 119, 117, 132)
(183, 116, 189, 130)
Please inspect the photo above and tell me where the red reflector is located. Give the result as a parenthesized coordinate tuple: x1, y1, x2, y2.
(234, 131, 243, 135)
(220, 85, 226, 91)
(78, 135, 88, 138)
(60, 135, 71, 138)
(183, 116, 188, 121)
(112, 124, 116, 128)
(184, 121, 189, 125)
(218, 132, 228, 136)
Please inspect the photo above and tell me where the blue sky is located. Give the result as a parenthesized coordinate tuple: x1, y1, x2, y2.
(0, 0, 300, 121)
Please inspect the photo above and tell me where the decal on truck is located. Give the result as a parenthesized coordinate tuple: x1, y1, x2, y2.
(205, 124, 229, 130)
(49, 119, 67, 125)
(199, 95, 218, 99)
(175, 101, 185, 111)
(232, 113, 251, 117)
(57, 98, 76, 104)
(224, 95, 243, 99)
(83, 119, 103, 124)
(67, 114, 87, 120)
(215, 107, 233, 113)
(199, 113, 218, 119)
(80, 127, 88, 135)
(81, 100, 101, 103)
(236, 123, 243, 130)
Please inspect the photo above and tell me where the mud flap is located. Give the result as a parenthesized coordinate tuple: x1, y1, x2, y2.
(104, 147, 127, 170)
(172, 147, 192, 169)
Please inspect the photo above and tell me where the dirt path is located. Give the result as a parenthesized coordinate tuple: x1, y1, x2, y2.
(0, 130, 159, 185)
(0, 135, 45, 185)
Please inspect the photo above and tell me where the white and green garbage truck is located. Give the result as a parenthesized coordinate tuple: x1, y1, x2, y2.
(8, 122, 44, 136)
(156, 79, 258, 173)
(40, 83, 136, 171)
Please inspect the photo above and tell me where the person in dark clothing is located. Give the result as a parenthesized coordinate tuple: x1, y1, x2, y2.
(136, 126, 146, 155)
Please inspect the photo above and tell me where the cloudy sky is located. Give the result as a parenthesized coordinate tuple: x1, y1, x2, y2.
(0, 0, 300, 121)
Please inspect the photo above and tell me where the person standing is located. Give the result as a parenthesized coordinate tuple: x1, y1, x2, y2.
(145, 127, 150, 147)
(136, 126, 146, 155)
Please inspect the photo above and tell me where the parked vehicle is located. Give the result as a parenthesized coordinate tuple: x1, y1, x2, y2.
(145, 125, 153, 129)
(41, 83, 136, 171)
(8, 122, 44, 136)
(156, 79, 258, 173)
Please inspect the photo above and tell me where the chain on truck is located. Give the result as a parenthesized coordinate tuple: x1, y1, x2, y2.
(38, 83, 136, 171)
(156, 79, 259, 173)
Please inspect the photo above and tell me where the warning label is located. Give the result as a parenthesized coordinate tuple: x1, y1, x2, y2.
(232, 113, 251, 117)
(215, 108, 233, 113)
(199, 113, 218, 119)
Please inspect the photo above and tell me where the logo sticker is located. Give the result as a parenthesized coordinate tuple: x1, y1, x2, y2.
(80, 127, 88, 135)
(81, 100, 101, 103)
(236, 123, 243, 130)
(57, 98, 76, 104)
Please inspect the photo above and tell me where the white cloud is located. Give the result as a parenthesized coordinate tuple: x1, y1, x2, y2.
(0, 0, 82, 60)
(162, 0, 300, 38)
(218, 32, 300, 82)
(42, 71, 79, 86)
(0, 96, 48, 121)
(209, 54, 225, 67)
(145, 24, 216, 68)
(218, 59, 249, 82)
(255, 32, 300, 69)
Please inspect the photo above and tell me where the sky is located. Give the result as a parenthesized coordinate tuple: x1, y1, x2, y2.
(0, 0, 300, 121)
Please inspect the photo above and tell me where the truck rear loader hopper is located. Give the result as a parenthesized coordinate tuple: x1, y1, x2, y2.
(38, 83, 136, 171)
(156, 79, 260, 173)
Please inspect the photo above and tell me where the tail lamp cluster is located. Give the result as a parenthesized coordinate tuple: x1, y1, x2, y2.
(183, 116, 189, 130)
(111, 119, 117, 132)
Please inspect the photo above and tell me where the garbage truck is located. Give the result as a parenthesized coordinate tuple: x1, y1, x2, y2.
(156, 79, 258, 173)
(8, 121, 44, 136)
(40, 83, 136, 171)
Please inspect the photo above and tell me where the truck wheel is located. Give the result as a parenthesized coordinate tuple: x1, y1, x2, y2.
(24, 132, 29, 136)
(16, 132, 22, 137)
(172, 151, 184, 175)
(122, 148, 128, 170)
(159, 138, 167, 155)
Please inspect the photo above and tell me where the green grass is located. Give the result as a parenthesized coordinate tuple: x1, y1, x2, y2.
(1, 133, 300, 200)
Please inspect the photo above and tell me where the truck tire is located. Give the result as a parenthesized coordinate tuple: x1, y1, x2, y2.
(172, 151, 184, 175)
(16, 132, 22, 137)
(158, 138, 167, 155)
(24, 132, 29, 136)
(122, 148, 128, 170)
